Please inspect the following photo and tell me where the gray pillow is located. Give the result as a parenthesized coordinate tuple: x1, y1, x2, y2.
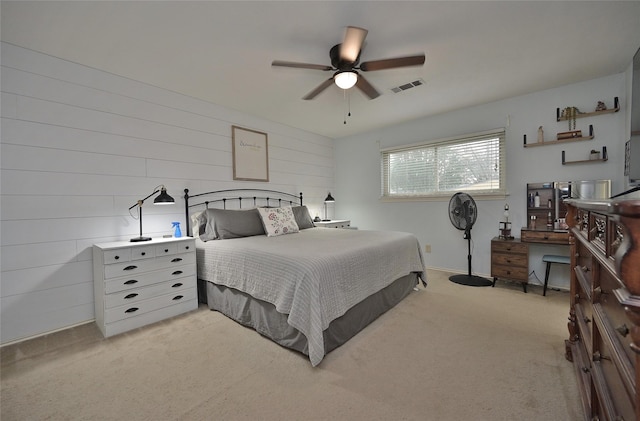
(292, 205, 315, 229)
(203, 208, 266, 240)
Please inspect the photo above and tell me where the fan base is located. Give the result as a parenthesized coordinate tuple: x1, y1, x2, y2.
(449, 274, 493, 287)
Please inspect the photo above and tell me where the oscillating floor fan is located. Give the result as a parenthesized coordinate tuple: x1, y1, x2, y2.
(448, 192, 492, 287)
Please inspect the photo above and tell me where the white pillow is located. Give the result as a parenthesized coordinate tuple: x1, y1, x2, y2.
(257, 206, 300, 237)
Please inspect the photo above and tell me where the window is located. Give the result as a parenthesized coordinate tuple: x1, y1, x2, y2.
(381, 129, 505, 199)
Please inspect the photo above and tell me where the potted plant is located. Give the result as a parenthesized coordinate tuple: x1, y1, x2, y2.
(562, 106, 579, 130)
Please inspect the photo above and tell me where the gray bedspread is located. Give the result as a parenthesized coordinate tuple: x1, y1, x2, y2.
(196, 227, 426, 366)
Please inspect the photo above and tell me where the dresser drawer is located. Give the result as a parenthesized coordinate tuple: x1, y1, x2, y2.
(131, 244, 156, 260)
(104, 288, 197, 324)
(103, 251, 196, 280)
(103, 248, 131, 264)
(592, 322, 635, 421)
(105, 263, 196, 294)
(491, 240, 528, 254)
(491, 253, 527, 267)
(491, 265, 528, 282)
(104, 276, 196, 308)
(521, 230, 569, 244)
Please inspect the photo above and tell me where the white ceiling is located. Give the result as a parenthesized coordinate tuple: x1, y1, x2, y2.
(2, 1, 640, 139)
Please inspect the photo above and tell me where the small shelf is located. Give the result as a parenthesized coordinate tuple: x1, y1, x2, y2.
(524, 125, 593, 147)
(562, 147, 608, 165)
(556, 97, 619, 121)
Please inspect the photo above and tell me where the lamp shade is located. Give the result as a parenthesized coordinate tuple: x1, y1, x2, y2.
(153, 186, 175, 205)
(324, 193, 335, 203)
(334, 72, 357, 90)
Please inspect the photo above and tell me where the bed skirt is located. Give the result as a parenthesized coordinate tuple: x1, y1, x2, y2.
(198, 273, 418, 361)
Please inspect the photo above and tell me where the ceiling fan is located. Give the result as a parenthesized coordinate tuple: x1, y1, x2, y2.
(272, 26, 425, 100)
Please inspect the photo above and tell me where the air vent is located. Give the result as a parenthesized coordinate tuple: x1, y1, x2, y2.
(391, 79, 425, 94)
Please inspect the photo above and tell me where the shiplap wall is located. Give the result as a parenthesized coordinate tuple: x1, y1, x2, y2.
(0, 43, 334, 344)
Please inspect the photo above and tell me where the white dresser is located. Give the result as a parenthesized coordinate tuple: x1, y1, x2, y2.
(314, 219, 351, 228)
(93, 237, 198, 337)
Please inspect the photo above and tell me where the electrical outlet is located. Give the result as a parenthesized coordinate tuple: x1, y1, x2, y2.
(424, 244, 431, 253)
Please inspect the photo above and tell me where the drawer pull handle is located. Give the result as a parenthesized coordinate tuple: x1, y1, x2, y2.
(125, 307, 139, 313)
(506, 259, 511, 263)
(114, 255, 120, 260)
(172, 270, 183, 276)
(124, 280, 138, 285)
(581, 366, 590, 373)
(506, 271, 511, 275)
(124, 293, 138, 299)
(173, 295, 184, 301)
(123, 265, 137, 271)
(616, 324, 629, 337)
(141, 252, 146, 256)
(171, 258, 183, 262)
(185, 246, 190, 250)
(592, 351, 611, 362)
(172, 283, 183, 288)
(164, 249, 169, 253)
(583, 316, 591, 324)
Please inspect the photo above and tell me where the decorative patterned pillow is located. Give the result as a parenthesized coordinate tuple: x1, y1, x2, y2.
(257, 206, 300, 237)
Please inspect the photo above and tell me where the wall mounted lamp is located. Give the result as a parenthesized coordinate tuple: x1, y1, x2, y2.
(323, 193, 335, 221)
(128, 185, 175, 242)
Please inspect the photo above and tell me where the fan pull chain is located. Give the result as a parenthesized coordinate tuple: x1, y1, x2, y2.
(343, 90, 352, 125)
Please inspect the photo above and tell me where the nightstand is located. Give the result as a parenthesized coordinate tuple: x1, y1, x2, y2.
(93, 237, 198, 337)
(491, 237, 529, 292)
(314, 219, 351, 228)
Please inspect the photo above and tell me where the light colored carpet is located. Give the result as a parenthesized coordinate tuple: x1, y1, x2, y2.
(1, 269, 582, 420)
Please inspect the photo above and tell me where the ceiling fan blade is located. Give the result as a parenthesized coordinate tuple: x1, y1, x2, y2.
(303, 78, 335, 100)
(359, 54, 425, 71)
(272, 60, 333, 71)
(340, 26, 368, 63)
(355, 74, 380, 100)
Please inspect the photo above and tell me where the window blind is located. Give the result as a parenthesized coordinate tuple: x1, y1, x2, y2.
(381, 129, 506, 198)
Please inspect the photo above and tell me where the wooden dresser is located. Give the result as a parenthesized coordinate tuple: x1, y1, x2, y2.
(491, 237, 529, 292)
(564, 199, 640, 420)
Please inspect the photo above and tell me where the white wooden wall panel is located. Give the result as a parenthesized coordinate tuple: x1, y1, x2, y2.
(2, 118, 231, 167)
(1, 43, 334, 344)
(2, 261, 93, 296)
(1, 241, 80, 272)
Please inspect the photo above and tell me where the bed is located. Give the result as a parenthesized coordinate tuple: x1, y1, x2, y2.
(184, 189, 426, 366)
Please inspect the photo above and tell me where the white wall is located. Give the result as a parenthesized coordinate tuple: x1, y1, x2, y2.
(334, 72, 630, 290)
(0, 43, 334, 344)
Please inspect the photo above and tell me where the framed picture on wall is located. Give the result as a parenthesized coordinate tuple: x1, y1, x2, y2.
(232, 125, 269, 182)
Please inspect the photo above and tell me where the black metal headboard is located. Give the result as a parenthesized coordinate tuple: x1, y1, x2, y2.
(183, 188, 303, 236)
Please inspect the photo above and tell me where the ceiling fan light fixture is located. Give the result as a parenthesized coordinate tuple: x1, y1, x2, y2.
(334, 71, 358, 90)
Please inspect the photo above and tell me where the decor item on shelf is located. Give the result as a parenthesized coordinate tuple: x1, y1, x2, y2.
(561, 106, 580, 130)
(590, 149, 600, 160)
(448, 192, 492, 287)
(128, 185, 175, 242)
(595, 101, 607, 111)
(557, 130, 582, 140)
(322, 192, 335, 221)
(537, 126, 544, 143)
(534, 191, 540, 207)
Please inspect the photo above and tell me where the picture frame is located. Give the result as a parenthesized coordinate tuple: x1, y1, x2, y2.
(231, 125, 269, 182)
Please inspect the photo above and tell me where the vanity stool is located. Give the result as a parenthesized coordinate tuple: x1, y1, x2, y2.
(542, 254, 570, 296)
